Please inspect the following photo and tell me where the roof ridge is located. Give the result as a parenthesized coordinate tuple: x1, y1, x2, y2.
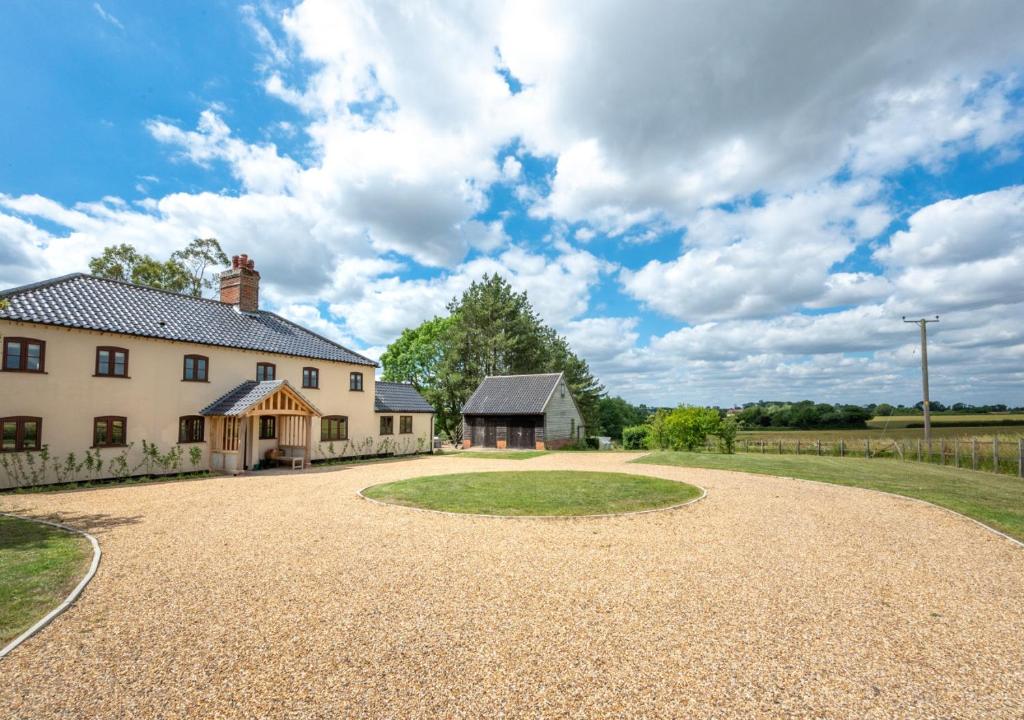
(259, 310, 377, 367)
(0, 272, 89, 298)
(482, 372, 562, 379)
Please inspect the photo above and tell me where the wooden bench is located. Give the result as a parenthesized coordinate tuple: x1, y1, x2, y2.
(265, 448, 304, 469)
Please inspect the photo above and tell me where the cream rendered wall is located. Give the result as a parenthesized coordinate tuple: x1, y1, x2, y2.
(0, 319, 427, 488)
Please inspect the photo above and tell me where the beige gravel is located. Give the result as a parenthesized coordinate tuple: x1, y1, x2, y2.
(1, 452, 1022, 719)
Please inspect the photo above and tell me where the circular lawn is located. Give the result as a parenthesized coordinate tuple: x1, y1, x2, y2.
(361, 470, 702, 517)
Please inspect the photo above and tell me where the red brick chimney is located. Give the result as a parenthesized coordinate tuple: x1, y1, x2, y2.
(219, 254, 260, 312)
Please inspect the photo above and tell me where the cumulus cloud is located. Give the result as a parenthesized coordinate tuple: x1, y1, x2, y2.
(3, 0, 1024, 405)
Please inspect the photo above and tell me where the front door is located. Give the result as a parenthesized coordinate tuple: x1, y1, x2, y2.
(484, 419, 497, 447)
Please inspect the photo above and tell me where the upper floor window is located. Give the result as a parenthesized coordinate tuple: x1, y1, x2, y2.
(379, 415, 394, 435)
(1, 416, 41, 452)
(302, 366, 319, 389)
(256, 362, 276, 382)
(321, 415, 348, 442)
(183, 354, 209, 382)
(95, 346, 129, 378)
(350, 372, 363, 391)
(178, 416, 205, 443)
(259, 415, 277, 439)
(2, 337, 45, 373)
(93, 416, 127, 448)
(399, 415, 413, 434)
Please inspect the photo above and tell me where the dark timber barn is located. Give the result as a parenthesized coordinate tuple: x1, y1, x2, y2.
(461, 373, 584, 450)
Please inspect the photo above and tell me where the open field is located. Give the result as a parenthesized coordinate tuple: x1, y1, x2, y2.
(1, 452, 1023, 717)
(867, 413, 1024, 429)
(742, 425, 1024, 440)
(0, 515, 90, 646)
(635, 451, 1024, 541)
(362, 470, 700, 516)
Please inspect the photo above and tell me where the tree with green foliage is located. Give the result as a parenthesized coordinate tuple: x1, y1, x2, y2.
(170, 238, 230, 297)
(380, 274, 604, 438)
(597, 396, 648, 441)
(648, 406, 722, 451)
(88, 238, 229, 297)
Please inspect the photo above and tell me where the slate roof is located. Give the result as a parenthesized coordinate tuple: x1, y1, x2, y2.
(461, 373, 564, 416)
(199, 379, 321, 416)
(0, 273, 377, 366)
(374, 381, 435, 413)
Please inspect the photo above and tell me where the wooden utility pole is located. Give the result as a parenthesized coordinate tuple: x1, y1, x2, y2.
(903, 316, 939, 447)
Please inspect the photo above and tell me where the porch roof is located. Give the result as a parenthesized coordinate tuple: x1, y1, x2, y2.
(200, 379, 321, 417)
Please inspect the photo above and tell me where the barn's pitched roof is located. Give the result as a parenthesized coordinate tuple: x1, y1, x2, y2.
(461, 373, 564, 416)
(374, 381, 434, 413)
(199, 379, 321, 416)
(0, 273, 377, 366)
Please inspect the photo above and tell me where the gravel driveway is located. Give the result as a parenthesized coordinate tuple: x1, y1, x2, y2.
(1, 452, 1022, 719)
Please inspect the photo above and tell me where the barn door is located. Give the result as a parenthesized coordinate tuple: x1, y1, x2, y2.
(484, 419, 497, 447)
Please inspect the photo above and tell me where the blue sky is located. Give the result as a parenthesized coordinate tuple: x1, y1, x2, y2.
(1, 1, 1023, 406)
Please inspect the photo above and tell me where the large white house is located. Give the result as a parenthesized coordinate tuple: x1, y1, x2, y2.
(0, 254, 434, 488)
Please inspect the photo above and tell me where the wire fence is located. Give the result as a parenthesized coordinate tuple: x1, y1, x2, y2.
(735, 435, 1024, 477)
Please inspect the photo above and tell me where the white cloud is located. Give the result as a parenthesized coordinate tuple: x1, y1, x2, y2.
(3, 0, 1024, 406)
(93, 3, 124, 31)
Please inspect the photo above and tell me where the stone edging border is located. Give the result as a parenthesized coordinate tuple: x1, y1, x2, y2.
(0, 512, 102, 660)
(356, 474, 707, 521)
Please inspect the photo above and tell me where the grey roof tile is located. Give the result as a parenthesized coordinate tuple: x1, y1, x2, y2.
(0, 273, 377, 366)
(374, 381, 434, 413)
(461, 373, 563, 415)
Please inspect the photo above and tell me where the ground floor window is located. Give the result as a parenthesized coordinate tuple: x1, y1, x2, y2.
(93, 416, 126, 447)
(259, 415, 277, 439)
(379, 416, 394, 435)
(1, 416, 41, 451)
(178, 416, 205, 443)
(399, 415, 413, 434)
(321, 415, 348, 441)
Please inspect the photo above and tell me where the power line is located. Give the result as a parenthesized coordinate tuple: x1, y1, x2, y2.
(903, 315, 939, 446)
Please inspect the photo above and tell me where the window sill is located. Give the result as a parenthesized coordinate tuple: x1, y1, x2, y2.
(302, 386, 320, 390)
(182, 379, 210, 383)
(93, 374, 131, 379)
(91, 444, 129, 449)
(1, 369, 47, 374)
(349, 389, 364, 392)
(1, 447, 42, 453)
(177, 440, 206, 444)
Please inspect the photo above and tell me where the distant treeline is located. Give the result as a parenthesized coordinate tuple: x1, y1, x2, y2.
(736, 400, 1024, 430)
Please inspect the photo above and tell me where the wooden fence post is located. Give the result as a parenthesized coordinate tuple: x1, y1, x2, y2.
(940, 439, 945, 465)
(916, 439, 921, 462)
(777, 440, 782, 455)
(954, 438, 959, 468)
(900, 440, 905, 461)
(993, 436, 1000, 474)
(761, 440, 765, 454)
(839, 439, 844, 457)
(864, 439, 870, 459)
(816, 439, 821, 456)
(1019, 439, 1023, 478)
(796, 440, 800, 455)
(972, 438, 977, 471)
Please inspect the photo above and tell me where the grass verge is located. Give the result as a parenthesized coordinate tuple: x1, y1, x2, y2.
(634, 451, 1024, 542)
(452, 450, 549, 460)
(362, 470, 700, 516)
(0, 515, 91, 646)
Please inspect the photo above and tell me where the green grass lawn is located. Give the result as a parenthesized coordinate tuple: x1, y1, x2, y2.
(452, 450, 549, 460)
(0, 515, 91, 646)
(363, 470, 701, 516)
(635, 452, 1024, 542)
